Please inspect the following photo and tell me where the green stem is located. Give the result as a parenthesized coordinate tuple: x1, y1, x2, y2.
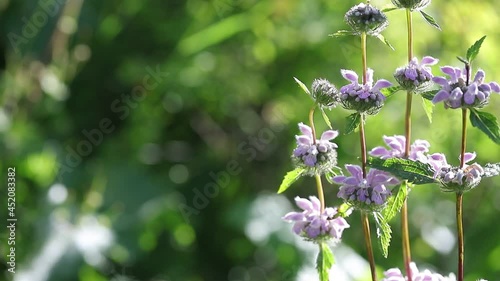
(359, 114, 367, 178)
(456, 193, 464, 281)
(361, 32, 367, 84)
(362, 212, 377, 281)
(315, 174, 325, 214)
(309, 105, 317, 144)
(460, 108, 468, 168)
(402, 8, 414, 281)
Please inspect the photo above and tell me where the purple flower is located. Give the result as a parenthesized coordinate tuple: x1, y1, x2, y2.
(429, 152, 485, 192)
(432, 67, 500, 109)
(292, 123, 339, 175)
(333, 165, 399, 210)
(369, 135, 430, 163)
(339, 68, 392, 114)
(394, 56, 438, 92)
(383, 262, 457, 281)
(282, 196, 350, 241)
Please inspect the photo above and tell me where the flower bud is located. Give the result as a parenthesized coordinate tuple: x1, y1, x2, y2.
(345, 3, 388, 36)
(311, 78, 340, 109)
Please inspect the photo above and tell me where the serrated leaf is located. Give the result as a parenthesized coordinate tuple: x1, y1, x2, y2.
(367, 157, 436, 185)
(469, 109, 500, 144)
(382, 7, 399, 13)
(316, 242, 335, 281)
(329, 30, 355, 37)
(382, 182, 409, 222)
(277, 168, 304, 194)
(421, 96, 434, 123)
(380, 85, 402, 98)
(293, 77, 311, 96)
(466, 36, 486, 62)
(421, 89, 438, 101)
(373, 212, 392, 258)
(376, 34, 395, 50)
(420, 10, 441, 30)
(345, 113, 361, 135)
(320, 108, 332, 129)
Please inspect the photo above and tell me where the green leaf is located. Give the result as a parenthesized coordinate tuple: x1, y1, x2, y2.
(320, 108, 332, 129)
(345, 113, 361, 135)
(382, 182, 409, 222)
(376, 34, 395, 51)
(367, 157, 436, 185)
(420, 10, 441, 30)
(469, 109, 500, 144)
(277, 168, 305, 194)
(329, 30, 355, 37)
(336, 202, 353, 218)
(421, 96, 434, 123)
(382, 7, 399, 13)
(457, 56, 468, 64)
(316, 242, 335, 281)
(373, 212, 392, 258)
(466, 36, 487, 62)
(293, 77, 311, 96)
(421, 89, 438, 101)
(380, 85, 402, 98)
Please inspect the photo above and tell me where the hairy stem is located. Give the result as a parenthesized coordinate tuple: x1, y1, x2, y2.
(401, 8, 415, 281)
(315, 174, 325, 214)
(359, 114, 367, 178)
(361, 32, 367, 84)
(309, 106, 317, 144)
(460, 108, 468, 168)
(456, 193, 464, 281)
(362, 212, 377, 281)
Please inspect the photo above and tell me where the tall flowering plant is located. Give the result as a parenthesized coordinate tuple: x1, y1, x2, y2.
(275, 1, 500, 281)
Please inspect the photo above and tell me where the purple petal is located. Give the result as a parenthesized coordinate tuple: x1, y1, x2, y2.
(298, 123, 313, 138)
(341, 69, 358, 83)
(490, 82, 500, 92)
(464, 83, 477, 104)
(294, 197, 314, 212)
(321, 130, 339, 141)
(432, 76, 449, 86)
(292, 221, 307, 234)
(441, 66, 457, 79)
(461, 152, 476, 163)
(332, 176, 346, 183)
(474, 69, 485, 83)
(310, 196, 321, 211)
(372, 79, 392, 92)
(421, 56, 438, 65)
(369, 146, 390, 158)
(346, 164, 363, 180)
(432, 90, 450, 103)
(282, 212, 305, 221)
(366, 68, 374, 86)
(296, 135, 311, 145)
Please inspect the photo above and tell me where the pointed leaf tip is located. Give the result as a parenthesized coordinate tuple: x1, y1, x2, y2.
(277, 168, 305, 194)
(420, 10, 441, 30)
(466, 36, 487, 62)
(294, 77, 311, 96)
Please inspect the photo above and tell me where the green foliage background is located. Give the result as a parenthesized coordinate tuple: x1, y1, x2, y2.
(0, 0, 499, 280)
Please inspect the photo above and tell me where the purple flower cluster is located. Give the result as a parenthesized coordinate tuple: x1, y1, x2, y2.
(383, 262, 457, 281)
(339, 68, 392, 114)
(432, 67, 500, 109)
(282, 196, 350, 241)
(394, 56, 438, 92)
(369, 135, 430, 162)
(428, 152, 485, 192)
(333, 165, 399, 210)
(292, 123, 339, 175)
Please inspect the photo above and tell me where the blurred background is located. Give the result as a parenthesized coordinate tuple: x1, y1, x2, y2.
(0, 0, 499, 280)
